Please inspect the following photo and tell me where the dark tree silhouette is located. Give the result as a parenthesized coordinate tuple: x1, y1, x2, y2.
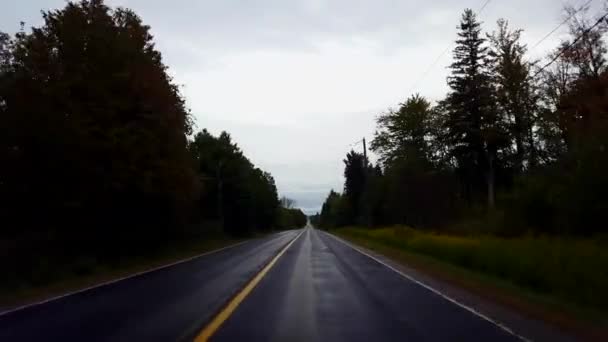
(321, 7, 608, 236)
(0, 0, 197, 255)
(0, 0, 292, 290)
(444, 9, 503, 207)
(343, 150, 369, 224)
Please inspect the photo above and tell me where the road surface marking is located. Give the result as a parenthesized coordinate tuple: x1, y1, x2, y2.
(0, 239, 252, 317)
(195, 229, 306, 341)
(324, 231, 531, 342)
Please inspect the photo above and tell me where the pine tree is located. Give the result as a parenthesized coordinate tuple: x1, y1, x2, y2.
(343, 150, 368, 223)
(445, 9, 499, 207)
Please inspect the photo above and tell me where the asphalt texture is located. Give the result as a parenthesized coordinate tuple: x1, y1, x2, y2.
(0, 227, 523, 341)
(213, 227, 520, 342)
(0, 230, 300, 341)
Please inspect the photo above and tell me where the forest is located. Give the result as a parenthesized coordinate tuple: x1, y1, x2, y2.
(0, 0, 306, 290)
(315, 7, 608, 237)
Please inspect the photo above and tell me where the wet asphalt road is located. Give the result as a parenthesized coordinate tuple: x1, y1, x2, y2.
(0, 230, 300, 341)
(0, 227, 521, 341)
(213, 227, 519, 342)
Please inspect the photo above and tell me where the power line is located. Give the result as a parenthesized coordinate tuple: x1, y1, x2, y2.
(348, 139, 363, 148)
(532, 10, 608, 78)
(406, 0, 492, 94)
(407, 1, 492, 94)
(478, 0, 492, 13)
(406, 46, 451, 95)
(529, 0, 594, 52)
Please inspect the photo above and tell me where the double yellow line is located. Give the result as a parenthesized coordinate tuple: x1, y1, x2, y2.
(194, 229, 305, 341)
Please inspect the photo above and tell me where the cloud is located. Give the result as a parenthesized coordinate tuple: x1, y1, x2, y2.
(4, 0, 605, 213)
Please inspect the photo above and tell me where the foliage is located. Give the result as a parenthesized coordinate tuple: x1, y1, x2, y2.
(487, 19, 538, 171)
(444, 9, 505, 207)
(371, 94, 434, 167)
(0, 0, 196, 257)
(189, 129, 279, 236)
(319, 190, 351, 228)
(342, 150, 369, 224)
(0, 0, 292, 290)
(309, 213, 321, 227)
(276, 207, 307, 229)
(320, 6, 608, 236)
(337, 227, 608, 312)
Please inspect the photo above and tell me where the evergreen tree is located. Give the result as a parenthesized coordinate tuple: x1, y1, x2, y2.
(444, 9, 500, 207)
(319, 190, 346, 228)
(189, 129, 280, 235)
(343, 150, 368, 223)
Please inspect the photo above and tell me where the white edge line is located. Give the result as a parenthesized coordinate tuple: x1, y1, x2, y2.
(0, 239, 252, 317)
(324, 230, 531, 342)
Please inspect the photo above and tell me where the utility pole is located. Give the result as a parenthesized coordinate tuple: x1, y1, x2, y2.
(348, 137, 369, 168)
(362, 137, 367, 167)
(217, 160, 223, 230)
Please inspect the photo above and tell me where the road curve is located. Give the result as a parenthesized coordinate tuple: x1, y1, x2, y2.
(0, 230, 301, 341)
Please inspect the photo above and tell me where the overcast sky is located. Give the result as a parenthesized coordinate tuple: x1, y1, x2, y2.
(2, 0, 605, 213)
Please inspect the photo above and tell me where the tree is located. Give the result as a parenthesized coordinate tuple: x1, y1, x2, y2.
(0, 31, 10, 68)
(539, 6, 608, 159)
(359, 164, 387, 227)
(444, 9, 503, 207)
(562, 5, 608, 79)
(280, 196, 296, 209)
(189, 129, 280, 235)
(343, 150, 368, 224)
(249, 169, 280, 231)
(537, 50, 574, 162)
(309, 213, 321, 227)
(277, 205, 307, 229)
(0, 31, 11, 166)
(277, 196, 308, 229)
(0, 0, 196, 251)
(371, 94, 434, 168)
(488, 19, 538, 172)
(320, 5, 608, 235)
(319, 190, 350, 228)
(369, 94, 458, 227)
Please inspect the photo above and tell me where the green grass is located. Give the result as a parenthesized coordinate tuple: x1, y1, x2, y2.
(0, 234, 249, 310)
(334, 226, 608, 319)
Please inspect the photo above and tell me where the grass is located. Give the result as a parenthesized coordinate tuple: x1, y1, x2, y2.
(0, 234, 249, 311)
(333, 226, 608, 330)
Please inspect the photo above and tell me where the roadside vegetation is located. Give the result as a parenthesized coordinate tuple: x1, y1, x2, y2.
(0, 232, 242, 310)
(0, 0, 306, 302)
(311, 4, 608, 323)
(336, 227, 608, 315)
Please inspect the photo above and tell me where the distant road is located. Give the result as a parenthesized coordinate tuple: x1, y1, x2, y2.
(0, 227, 522, 341)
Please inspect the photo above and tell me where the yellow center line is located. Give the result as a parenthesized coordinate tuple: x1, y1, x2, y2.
(194, 229, 306, 342)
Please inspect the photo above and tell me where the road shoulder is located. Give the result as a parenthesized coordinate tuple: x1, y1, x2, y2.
(0, 236, 251, 315)
(330, 230, 607, 342)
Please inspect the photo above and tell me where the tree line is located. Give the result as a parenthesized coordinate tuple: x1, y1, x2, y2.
(0, 0, 305, 288)
(318, 6, 608, 236)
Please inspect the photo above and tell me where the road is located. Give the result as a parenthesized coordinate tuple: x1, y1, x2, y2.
(0, 227, 523, 341)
